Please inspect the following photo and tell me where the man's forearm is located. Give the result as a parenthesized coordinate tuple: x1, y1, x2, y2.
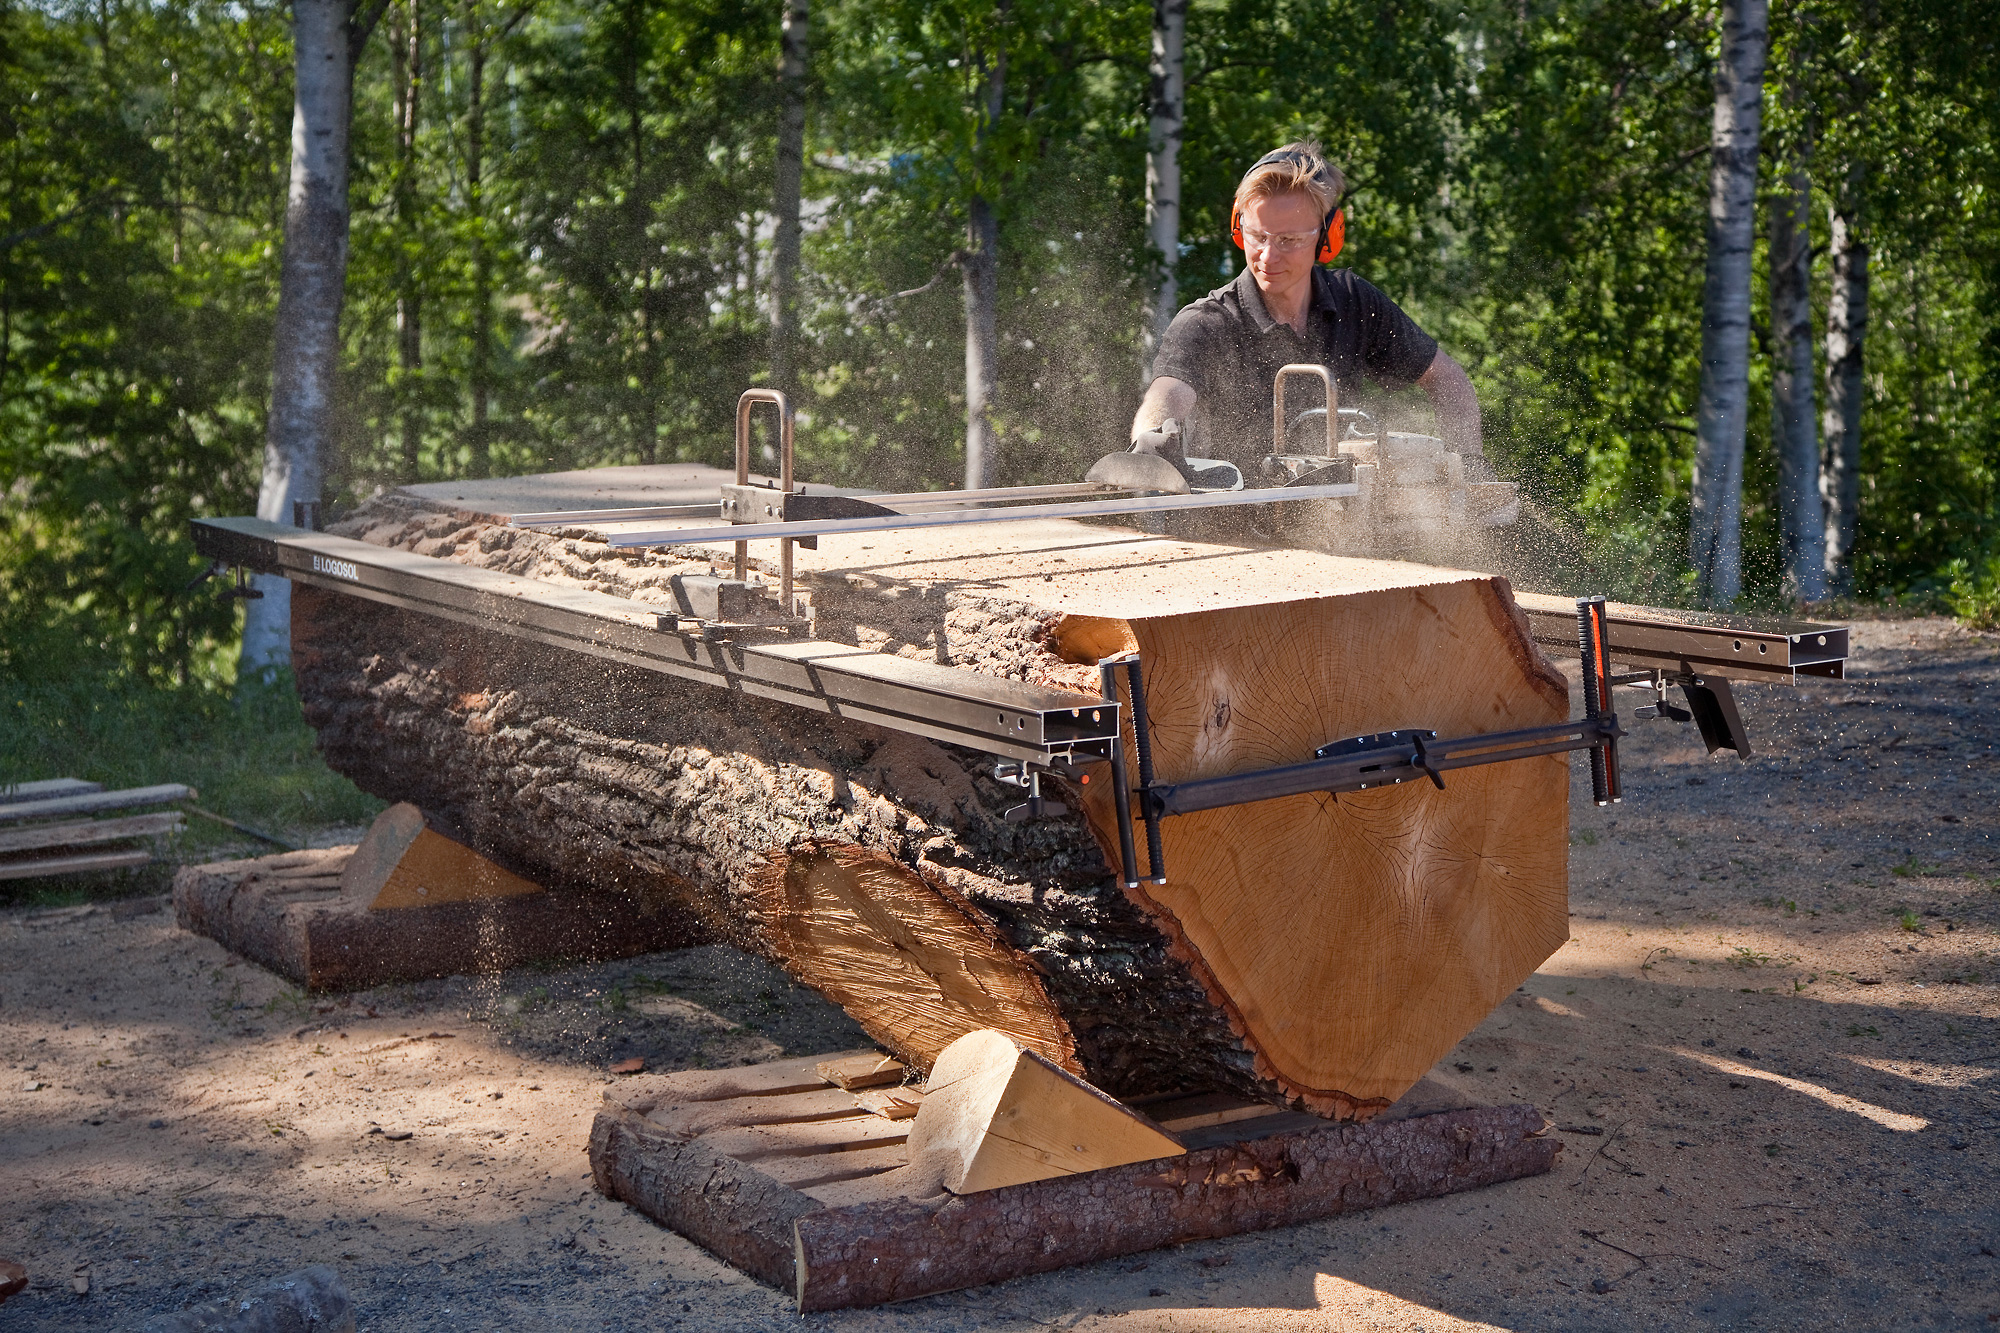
(1131, 376, 1197, 443)
(1416, 352, 1484, 463)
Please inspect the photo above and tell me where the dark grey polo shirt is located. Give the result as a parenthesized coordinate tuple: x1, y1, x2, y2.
(1151, 267, 1440, 469)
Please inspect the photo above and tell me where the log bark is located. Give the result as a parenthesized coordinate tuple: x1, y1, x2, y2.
(791, 1102, 1558, 1311)
(294, 495, 1571, 1113)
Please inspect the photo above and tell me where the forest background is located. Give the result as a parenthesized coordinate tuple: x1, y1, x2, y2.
(2, 0, 1997, 708)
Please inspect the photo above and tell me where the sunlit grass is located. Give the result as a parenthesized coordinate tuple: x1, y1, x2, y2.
(0, 661, 383, 906)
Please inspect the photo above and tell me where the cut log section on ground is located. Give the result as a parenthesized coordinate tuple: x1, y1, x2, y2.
(173, 809, 698, 990)
(292, 488, 1574, 1115)
(589, 1050, 1562, 1312)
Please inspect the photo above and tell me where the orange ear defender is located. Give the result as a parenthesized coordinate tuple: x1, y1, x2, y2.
(1230, 147, 1346, 263)
(1230, 203, 1345, 263)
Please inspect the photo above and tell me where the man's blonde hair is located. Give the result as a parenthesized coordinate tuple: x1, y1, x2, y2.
(1233, 141, 1345, 221)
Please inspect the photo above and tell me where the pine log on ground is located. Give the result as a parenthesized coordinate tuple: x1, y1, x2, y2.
(294, 492, 1572, 1115)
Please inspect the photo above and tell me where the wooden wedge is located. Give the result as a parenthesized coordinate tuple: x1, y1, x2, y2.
(338, 802, 542, 911)
(905, 1029, 1184, 1194)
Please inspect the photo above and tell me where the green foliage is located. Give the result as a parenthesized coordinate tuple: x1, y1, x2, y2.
(0, 0, 289, 682)
(0, 661, 384, 874)
(3, 0, 1998, 695)
(1944, 551, 2000, 628)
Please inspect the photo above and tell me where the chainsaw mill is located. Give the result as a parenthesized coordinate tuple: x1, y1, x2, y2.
(194, 379, 1846, 896)
(182, 378, 1854, 1301)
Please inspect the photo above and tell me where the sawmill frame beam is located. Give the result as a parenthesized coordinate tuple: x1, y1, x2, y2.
(190, 517, 1119, 766)
(1514, 593, 1846, 684)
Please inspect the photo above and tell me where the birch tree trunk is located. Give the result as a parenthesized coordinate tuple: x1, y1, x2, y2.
(1821, 172, 1868, 596)
(961, 20, 1006, 492)
(1141, 0, 1185, 369)
(393, 0, 423, 481)
(1768, 166, 1825, 600)
(1687, 0, 1768, 608)
(771, 0, 808, 400)
(466, 2, 493, 479)
(242, 0, 357, 674)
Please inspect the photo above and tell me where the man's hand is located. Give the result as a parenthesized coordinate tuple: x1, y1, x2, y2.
(1131, 418, 1187, 464)
(1131, 376, 1197, 445)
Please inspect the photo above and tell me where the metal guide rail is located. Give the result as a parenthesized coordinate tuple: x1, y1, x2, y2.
(190, 517, 1119, 767)
(1513, 591, 1846, 684)
(193, 514, 1849, 893)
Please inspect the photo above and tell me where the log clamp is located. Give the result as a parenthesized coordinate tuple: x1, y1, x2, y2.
(1091, 597, 1750, 890)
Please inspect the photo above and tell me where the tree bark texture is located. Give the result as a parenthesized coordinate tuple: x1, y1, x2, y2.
(244, 0, 356, 673)
(1688, 0, 1767, 609)
(962, 201, 999, 491)
(1821, 179, 1868, 596)
(1142, 0, 1186, 370)
(295, 496, 1571, 1116)
(1768, 167, 1825, 601)
(771, 0, 808, 401)
(466, 6, 492, 479)
(790, 1102, 1556, 1311)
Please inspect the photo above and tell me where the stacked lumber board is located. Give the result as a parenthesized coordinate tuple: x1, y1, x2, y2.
(589, 1048, 1561, 1311)
(292, 487, 1573, 1116)
(0, 781, 191, 880)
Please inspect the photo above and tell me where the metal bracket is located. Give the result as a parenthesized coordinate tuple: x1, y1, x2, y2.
(1680, 674, 1752, 758)
(183, 560, 265, 601)
(1577, 595, 1622, 806)
(997, 762, 1071, 823)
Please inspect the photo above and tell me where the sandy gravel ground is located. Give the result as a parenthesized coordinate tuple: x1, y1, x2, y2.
(2, 617, 1996, 1332)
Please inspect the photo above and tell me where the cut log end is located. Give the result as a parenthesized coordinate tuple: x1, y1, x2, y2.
(747, 844, 1080, 1076)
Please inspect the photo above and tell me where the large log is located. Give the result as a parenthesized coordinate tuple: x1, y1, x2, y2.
(294, 493, 1571, 1114)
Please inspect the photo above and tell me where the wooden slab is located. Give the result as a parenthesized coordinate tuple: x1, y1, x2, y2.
(814, 1052, 906, 1091)
(0, 848, 155, 881)
(0, 783, 193, 825)
(590, 1059, 1562, 1312)
(0, 811, 184, 855)
(0, 778, 102, 805)
(172, 843, 700, 991)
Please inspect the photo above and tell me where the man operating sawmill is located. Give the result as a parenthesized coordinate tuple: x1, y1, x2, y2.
(1130, 141, 1493, 482)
